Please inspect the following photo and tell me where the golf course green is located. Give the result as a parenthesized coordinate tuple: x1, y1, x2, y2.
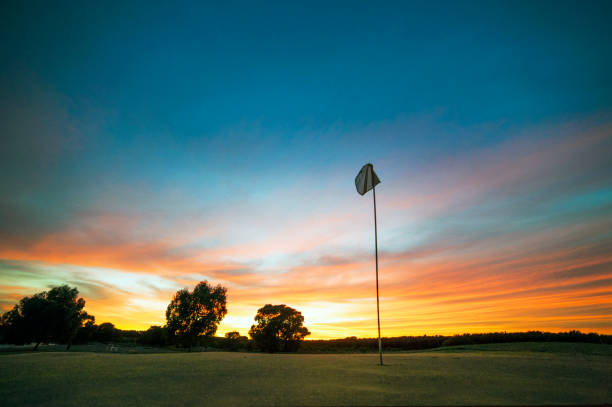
(1, 342, 610, 406)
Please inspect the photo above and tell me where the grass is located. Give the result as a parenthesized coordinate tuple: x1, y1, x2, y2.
(0, 343, 177, 354)
(0, 342, 610, 406)
(427, 341, 612, 356)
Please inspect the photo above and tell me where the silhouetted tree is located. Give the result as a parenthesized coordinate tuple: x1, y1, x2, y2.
(165, 281, 227, 348)
(0, 285, 91, 350)
(138, 325, 168, 347)
(74, 316, 97, 344)
(224, 331, 247, 351)
(0, 304, 29, 345)
(249, 304, 310, 352)
(47, 286, 92, 350)
(225, 331, 240, 339)
(95, 322, 120, 343)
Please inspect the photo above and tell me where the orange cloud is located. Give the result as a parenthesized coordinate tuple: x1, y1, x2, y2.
(1, 121, 611, 338)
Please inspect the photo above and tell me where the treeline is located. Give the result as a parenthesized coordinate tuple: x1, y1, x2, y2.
(1, 283, 311, 353)
(135, 326, 251, 351)
(73, 322, 140, 345)
(300, 331, 612, 353)
(87, 326, 611, 353)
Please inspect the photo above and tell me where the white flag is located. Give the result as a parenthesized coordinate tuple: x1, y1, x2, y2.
(355, 163, 381, 195)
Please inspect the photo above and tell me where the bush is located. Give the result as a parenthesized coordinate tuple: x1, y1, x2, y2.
(138, 326, 168, 347)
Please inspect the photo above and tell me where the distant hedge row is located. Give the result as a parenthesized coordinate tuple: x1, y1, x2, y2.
(298, 330, 612, 353)
(98, 329, 612, 352)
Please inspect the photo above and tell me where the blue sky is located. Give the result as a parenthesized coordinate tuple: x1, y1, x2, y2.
(1, 1, 611, 336)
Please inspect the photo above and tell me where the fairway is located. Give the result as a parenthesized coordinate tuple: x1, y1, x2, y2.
(1, 343, 610, 406)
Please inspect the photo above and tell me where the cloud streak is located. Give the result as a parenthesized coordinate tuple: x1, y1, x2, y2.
(1, 117, 611, 338)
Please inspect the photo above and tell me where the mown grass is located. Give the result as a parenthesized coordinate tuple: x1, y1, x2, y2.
(427, 341, 612, 356)
(0, 342, 610, 406)
(0, 343, 176, 354)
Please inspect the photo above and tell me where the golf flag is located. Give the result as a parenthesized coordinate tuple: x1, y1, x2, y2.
(355, 162, 384, 365)
(355, 163, 381, 195)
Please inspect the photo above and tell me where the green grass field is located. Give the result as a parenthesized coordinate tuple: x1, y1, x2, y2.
(1, 342, 610, 406)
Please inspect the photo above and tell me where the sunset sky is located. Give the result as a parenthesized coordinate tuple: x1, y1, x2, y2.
(1, 1, 611, 339)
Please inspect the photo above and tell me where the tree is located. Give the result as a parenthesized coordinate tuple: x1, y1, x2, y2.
(224, 331, 247, 351)
(74, 316, 96, 344)
(46, 285, 92, 350)
(9, 293, 50, 349)
(165, 281, 227, 348)
(0, 305, 29, 345)
(249, 304, 310, 352)
(138, 326, 168, 347)
(0, 285, 91, 350)
(96, 322, 120, 343)
(225, 331, 241, 340)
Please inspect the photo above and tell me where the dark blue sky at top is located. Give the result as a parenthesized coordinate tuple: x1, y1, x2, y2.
(1, 1, 611, 239)
(4, 1, 611, 130)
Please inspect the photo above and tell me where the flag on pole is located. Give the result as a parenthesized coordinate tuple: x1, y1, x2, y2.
(355, 162, 384, 366)
(355, 163, 381, 195)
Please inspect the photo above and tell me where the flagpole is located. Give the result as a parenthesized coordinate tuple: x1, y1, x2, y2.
(373, 185, 382, 366)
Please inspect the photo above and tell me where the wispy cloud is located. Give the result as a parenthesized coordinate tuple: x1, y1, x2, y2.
(1, 117, 611, 337)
